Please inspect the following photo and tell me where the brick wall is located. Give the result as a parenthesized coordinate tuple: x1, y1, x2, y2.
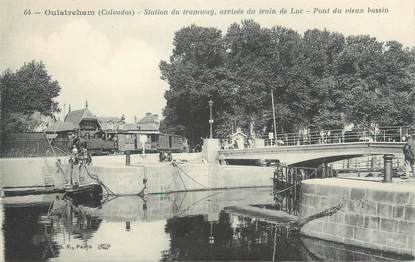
(299, 178, 415, 256)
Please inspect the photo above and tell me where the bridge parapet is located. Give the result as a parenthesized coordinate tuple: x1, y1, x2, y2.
(257, 126, 412, 147)
(219, 142, 405, 167)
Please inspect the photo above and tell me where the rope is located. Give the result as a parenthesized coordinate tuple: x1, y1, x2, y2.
(171, 161, 208, 189)
(83, 165, 148, 197)
(176, 169, 188, 191)
(83, 165, 116, 196)
(272, 226, 277, 262)
(42, 124, 63, 163)
(42, 123, 72, 185)
(176, 191, 221, 216)
(292, 202, 344, 229)
(45, 200, 56, 219)
(274, 184, 296, 194)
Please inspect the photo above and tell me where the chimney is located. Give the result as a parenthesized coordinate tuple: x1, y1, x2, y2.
(134, 116, 137, 123)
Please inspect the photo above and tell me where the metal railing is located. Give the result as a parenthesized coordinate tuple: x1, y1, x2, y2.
(272, 164, 337, 215)
(263, 126, 411, 147)
(334, 155, 404, 170)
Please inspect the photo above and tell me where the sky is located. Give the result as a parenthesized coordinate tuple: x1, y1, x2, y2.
(1, 0, 414, 122)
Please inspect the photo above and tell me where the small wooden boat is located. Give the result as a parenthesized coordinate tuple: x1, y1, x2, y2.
(3, 186, 65, 197)
(64, 183, 103, 206)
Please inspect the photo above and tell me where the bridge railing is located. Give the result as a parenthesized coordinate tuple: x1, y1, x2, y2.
(273, 164, 336, 214)
(263, 126, 411, 147)
(333, 155, 405, 173)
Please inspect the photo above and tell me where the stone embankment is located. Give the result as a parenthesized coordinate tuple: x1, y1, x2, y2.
(300, 178, 415, 256)
(0, 154, 274, 194)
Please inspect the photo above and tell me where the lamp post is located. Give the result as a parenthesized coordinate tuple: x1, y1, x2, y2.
(208, 99, 214, 139)
(271, 88, 277, 146)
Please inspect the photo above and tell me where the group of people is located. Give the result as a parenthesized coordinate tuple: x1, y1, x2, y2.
(220, 137, 255, 150)
(70, 137, 92, 166)
(159, 150, 173, 162)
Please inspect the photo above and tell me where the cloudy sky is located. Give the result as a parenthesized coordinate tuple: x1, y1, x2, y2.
(1, 0, 414, 122)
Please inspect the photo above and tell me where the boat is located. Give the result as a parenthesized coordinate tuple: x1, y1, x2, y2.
(63, 183, 103, 206)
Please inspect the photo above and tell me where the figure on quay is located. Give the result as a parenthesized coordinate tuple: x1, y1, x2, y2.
(403, 134, 415, 177)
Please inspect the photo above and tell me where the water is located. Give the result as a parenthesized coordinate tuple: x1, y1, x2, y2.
(2, 188, 413, 261)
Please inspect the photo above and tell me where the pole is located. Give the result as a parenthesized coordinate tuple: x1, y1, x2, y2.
(400, 127, 402, 142)
(271, 88, 277, 146)
(126, 151, 130, 166)
(208, 99, 213, 139)
(51, 103, 55, 123)
(383, 154, 393, 182)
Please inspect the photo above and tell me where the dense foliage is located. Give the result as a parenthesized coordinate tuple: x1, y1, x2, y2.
(160, 21, 415, 146)
(0, 61, 61, 132)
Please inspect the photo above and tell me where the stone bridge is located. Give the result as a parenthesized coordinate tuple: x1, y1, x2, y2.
(218, 142, 405, 167)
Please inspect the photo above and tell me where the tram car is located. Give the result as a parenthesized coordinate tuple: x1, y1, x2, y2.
(117, 133, 186, 153)
(83, 139, 117, 155)
(52, 133, 186, 155)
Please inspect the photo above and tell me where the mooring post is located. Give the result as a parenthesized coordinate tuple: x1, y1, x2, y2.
(142, 178, 148, 195)
(321, 163, 327, 178)
(383, 154, 394, 182)
(126, 151, 131, 166)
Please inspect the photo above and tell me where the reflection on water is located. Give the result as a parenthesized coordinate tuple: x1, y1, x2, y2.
(2, 188, 413, 261)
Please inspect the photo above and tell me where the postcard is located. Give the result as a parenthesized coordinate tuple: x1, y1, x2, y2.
(1, 0, 414, 261)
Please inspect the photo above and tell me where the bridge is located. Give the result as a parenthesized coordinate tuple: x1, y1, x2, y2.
(219, 142, 405, 167)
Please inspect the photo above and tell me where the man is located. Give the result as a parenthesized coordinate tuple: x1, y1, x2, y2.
(403, 135, 415, 177)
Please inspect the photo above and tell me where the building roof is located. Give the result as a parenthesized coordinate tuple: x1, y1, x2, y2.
(121, 123, 140, 131)
(230, 132, 248, 138)
(138, 113, 158, 124)
(98, 117, 123, 131)
(64, 108, 97, 126)
(137, 113, 159, 131)
(45, 121, 76, 133)
(138, 122, 159, 131)
(98, 117, 122, 123)
(230, 128, 248, 138)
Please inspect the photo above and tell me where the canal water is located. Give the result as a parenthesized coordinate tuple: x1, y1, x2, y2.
(2, 188, 412, 261)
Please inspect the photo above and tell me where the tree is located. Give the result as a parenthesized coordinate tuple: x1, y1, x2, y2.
(160, 25, 231, 145)
(1, 61, 61, 133)
(160, 21, 415, 144)
(334, 38, 415, 127)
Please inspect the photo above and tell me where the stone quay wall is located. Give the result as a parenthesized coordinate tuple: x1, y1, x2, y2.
(73, 163, 273, 194)
(1, 157, 274, 194)
(299, 178, 415, 256)
(300, 235, 413, 261)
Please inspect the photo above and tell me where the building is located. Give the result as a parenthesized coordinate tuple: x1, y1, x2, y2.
(98, 116, 125, 139)
(117, 113, 160, 151)
(45, 106, 101, 139)
(230, 127, 247, 149)
(136, 113, 160, 133)
(45, 106, 185, 153)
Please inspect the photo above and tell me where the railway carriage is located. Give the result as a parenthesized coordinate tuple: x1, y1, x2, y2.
(116, 133, 186, 153)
